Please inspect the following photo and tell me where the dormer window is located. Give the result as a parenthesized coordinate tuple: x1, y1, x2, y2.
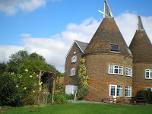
(111, 44, 120, 52)
(71, 55, 77, 63)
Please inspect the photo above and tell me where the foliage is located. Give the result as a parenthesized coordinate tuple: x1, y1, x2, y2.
(0, 63, 7, 75)
(0, 73, 21, 106)
(77, 58, 88, 100)
(6, 51, 51, 105)
(53, 93, 67, 104)
(65, 94, 74, 100)
(135, 90, 152, 104)
(0, 50, 62, 106)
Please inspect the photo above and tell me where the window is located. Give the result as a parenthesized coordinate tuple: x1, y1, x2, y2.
(111, 44, 120, 52)
(145, 69, 152, 79)
(125, 67, 132, 77)
(65, 85, 77, 95)
(117, 85, 123, 96)
(145, 88, 152, 92)
(71, 55, 77, 63)
(109, 85, 117, 97)
(125, 86, 132, 97)
(70, 68, 76, 76)
(109, 85, 123, 97)
(108, 65, 123, 75)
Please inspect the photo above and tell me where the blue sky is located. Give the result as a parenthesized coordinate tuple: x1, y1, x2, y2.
(0, 0, 152, 45)
(0, 0, 152, 71)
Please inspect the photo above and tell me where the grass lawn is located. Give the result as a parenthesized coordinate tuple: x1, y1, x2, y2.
(0, 103, 152, 114)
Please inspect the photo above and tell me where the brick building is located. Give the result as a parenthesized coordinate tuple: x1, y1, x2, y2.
(64, 0, 152, 102)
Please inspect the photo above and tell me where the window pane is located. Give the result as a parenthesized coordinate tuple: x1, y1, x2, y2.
(117, 85, 122, 96)
(110, 86, 116, 96)
(70, 68, 76, 76)
(119, 67, 123, 75)
(71, 55, 77, 63)
(125, 68, 132, 76)
(145, 70, 150, 78)
(111, 44, 119, 52)
(114, 68, 119, 74)
(125, 86, 131, 97)
(109, 65, 113, 74)
(150, 71, 152, 78)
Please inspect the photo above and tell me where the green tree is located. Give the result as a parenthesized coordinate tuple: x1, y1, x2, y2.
(7, 50, 52, 105)
(0, 72, 20, 106)
(77, 58, 88, 100)
(0, 63, 7, 75)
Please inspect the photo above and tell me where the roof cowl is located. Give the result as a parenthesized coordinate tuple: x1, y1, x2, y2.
(137, 16, 144, 31)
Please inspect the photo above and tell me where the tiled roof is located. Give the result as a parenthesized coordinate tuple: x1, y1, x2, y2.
(75, 40, 88, 53)
(129, 30, 152, 63)
(85, 17, 132, 57)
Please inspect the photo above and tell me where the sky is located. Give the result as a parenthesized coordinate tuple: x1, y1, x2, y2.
(0, 0, 152, 72)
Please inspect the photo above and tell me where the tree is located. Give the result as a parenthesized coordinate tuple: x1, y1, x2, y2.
(77, 58, 88, 100)
(0, 72, 20, 106)
(0, 63, 7, 75)
(7, 50, 52, 105)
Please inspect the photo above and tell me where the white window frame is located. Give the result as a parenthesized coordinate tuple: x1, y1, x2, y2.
(117, 85, 123, 97)
(125, 67, 132, 77)
(125, 86, 132, 97)
(145, 88, 152, 92)
(145, 69, 152, 79)
(109, 85, 123, 97)
(71, 55, 77, 63)
(109, 84, 117, 97)
(108, 64, 123, 75)
(70, 68, 76, 76)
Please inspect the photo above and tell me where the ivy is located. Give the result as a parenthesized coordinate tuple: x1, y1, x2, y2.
(77, 58, 88, 100)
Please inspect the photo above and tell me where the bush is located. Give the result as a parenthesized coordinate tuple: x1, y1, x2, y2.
(135, 90, 152, 104)
(0, 73, 21, 106)
(54, 93, 67, 104)
(77, 87, 88, 100)
(66, 94, 74, 100)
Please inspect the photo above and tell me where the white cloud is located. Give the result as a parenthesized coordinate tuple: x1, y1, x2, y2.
(115, 12, 152, 45)
(0, 0, 59, 15)
(0, 45, 23, 63)
(0, 12, 152, 72)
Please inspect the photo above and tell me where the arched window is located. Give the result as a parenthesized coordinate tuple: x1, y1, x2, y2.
(70, 68, 76, 76)
(71, 55, 77, 63)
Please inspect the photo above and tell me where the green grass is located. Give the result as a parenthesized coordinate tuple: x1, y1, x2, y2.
(1, 103, 152, 114)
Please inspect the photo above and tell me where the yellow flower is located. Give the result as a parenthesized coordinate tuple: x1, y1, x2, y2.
(25, 69, 28, 72)
(24, 87, 27, 90)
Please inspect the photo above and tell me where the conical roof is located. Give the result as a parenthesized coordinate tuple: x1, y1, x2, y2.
(129, 16, 152, 63)
(85, 17, 132, 57)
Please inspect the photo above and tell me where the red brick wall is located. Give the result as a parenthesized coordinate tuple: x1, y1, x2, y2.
(64, 43, 83, 86)
(132, 63, 152, 96)
(85, 53, 133, 101)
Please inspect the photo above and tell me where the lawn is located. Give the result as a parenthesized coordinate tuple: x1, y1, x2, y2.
(1, 103, 152, 114)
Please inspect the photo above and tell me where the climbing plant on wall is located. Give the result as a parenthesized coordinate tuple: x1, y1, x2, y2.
(77, 57, 88, 100)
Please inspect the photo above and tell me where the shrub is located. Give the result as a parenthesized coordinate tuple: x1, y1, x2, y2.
(66, 94, 75, 100)
(77, 87, 88, 100)
(0, 73, 21, 106)
(135, 90, 152, 104)
(54, 93, 67, 104)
